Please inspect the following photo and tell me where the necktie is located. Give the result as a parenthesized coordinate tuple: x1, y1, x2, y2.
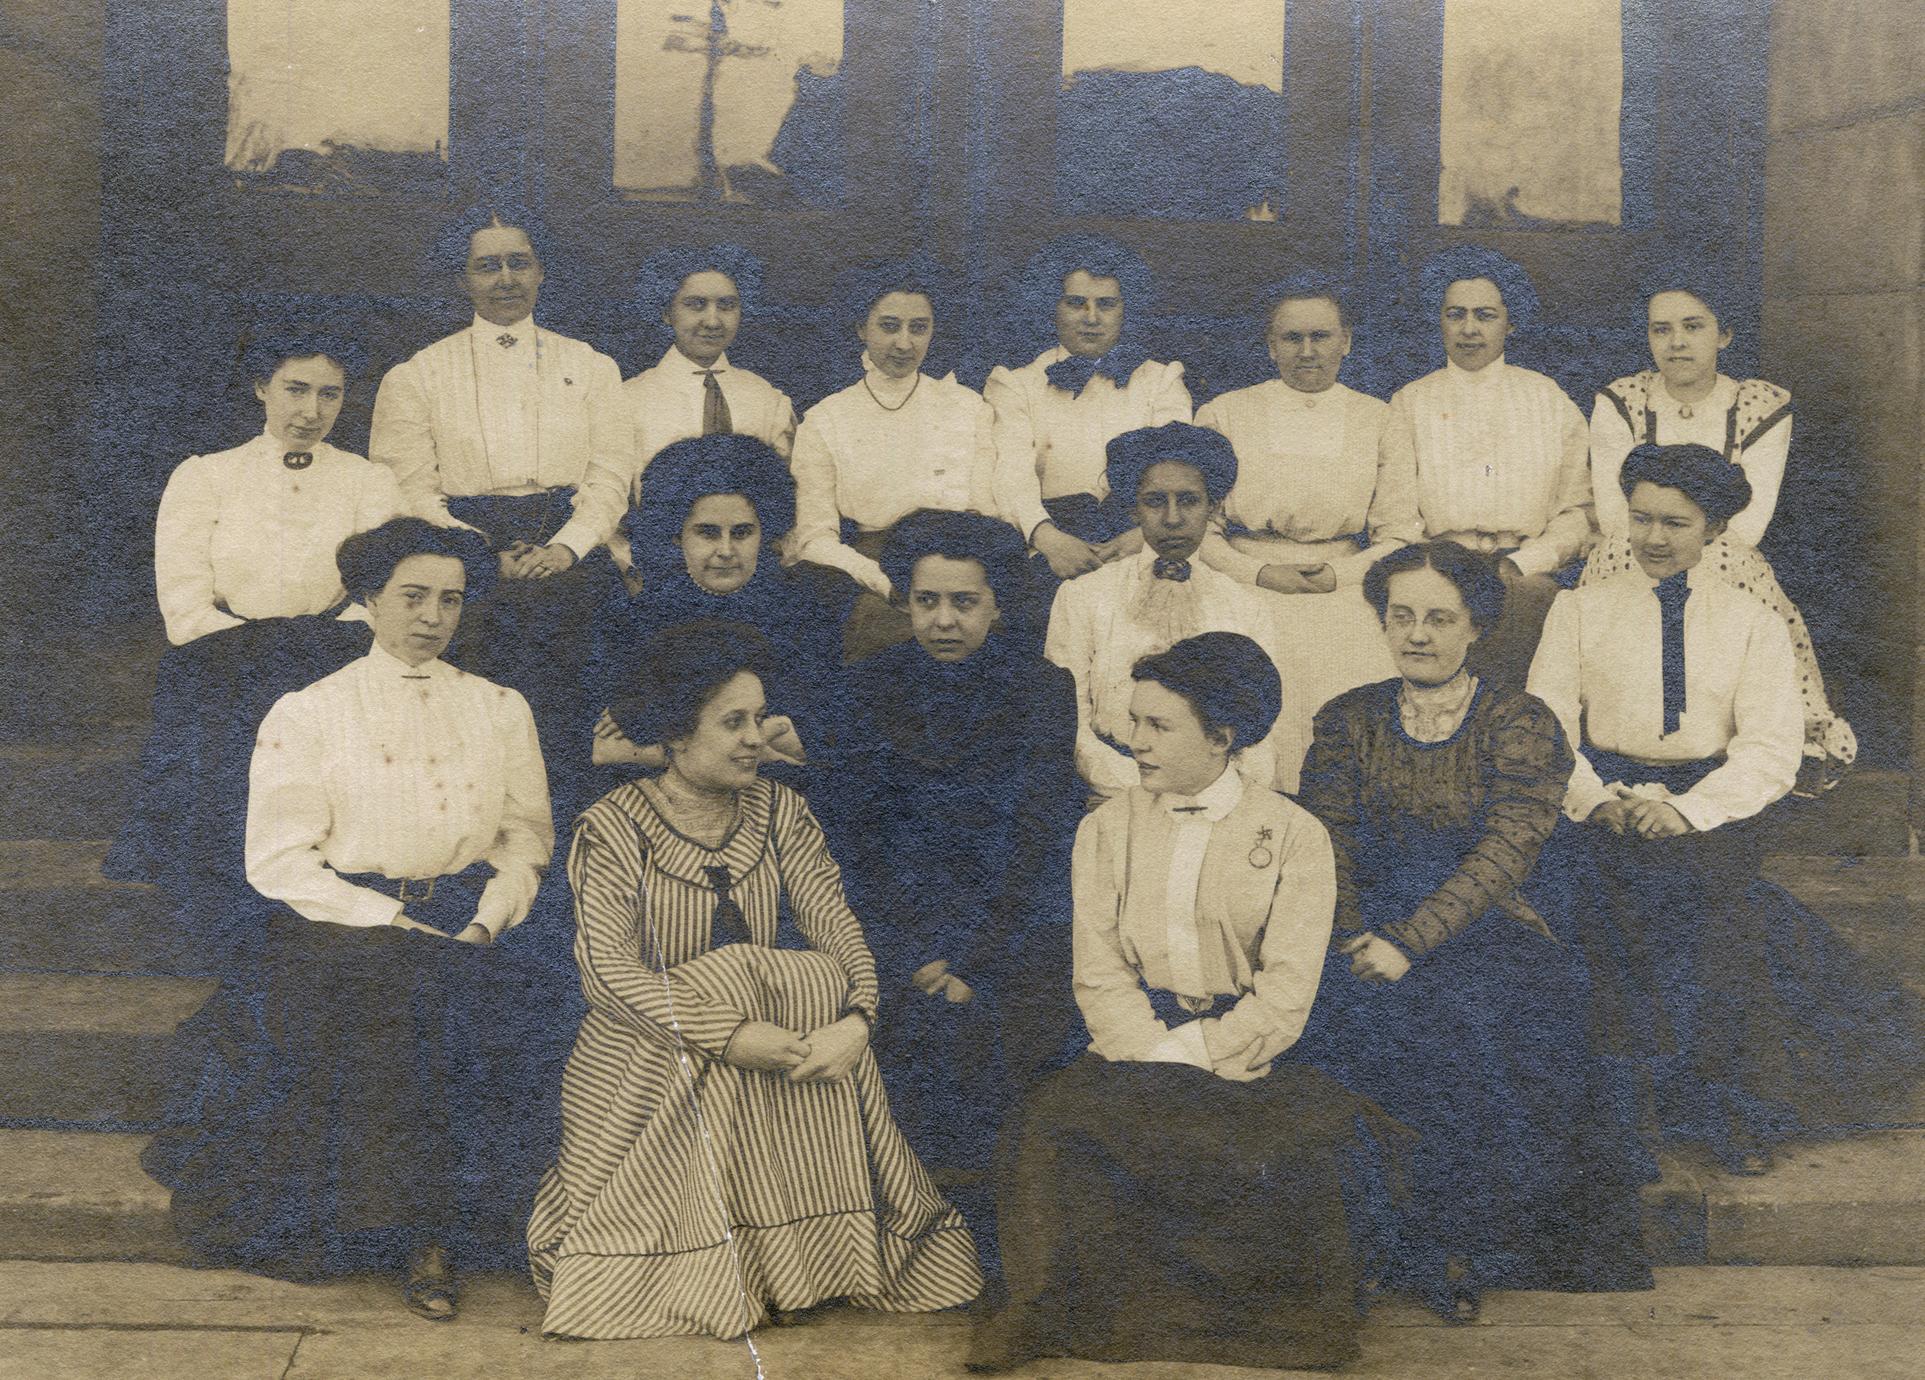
(496, 333, 517, 349)
(1654, 572, 1691, 735)
(699, 370, 733, 436)
(1152, 557, 1191, 582)
(1169, 804, 1206, 813)
(282, 451, 313, 470)
(705, 864, 750, 947)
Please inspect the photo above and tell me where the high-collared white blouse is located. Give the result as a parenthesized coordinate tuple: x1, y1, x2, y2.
(246, 645, 553, 936)
(1376, 358, 1593, 577)
(369, 317, 632, 559)
(624, 344, 798, 473)
(1194, 378, 1397, 586)
(984, 346, 1193, 540)
(1072, 766, 1335, 1072)
(1044, 547, 1297, 796)
(1525, 568, 1802, 832)
(153, 432, 402, 646)
(790, 356, 1007, 596)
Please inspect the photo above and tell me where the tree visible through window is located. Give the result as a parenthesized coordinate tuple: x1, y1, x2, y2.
(613, 0, 845, 206)
(1058, 0, 1288, 222)
(225, 0, 451, 190)
(1439, 0, 1623, 227)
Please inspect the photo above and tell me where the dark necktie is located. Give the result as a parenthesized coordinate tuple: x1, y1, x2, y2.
(705, 864, 750, 947)
(496, 333, 517, 349)
(1654, 572, 1691, 735)
(282, 451, 313, 470)
(1170, 804, 1206, 813)
(1152, 557, 1191, 582)
(699, 370, 733, 436)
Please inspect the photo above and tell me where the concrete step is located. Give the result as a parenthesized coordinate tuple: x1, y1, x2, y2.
(0, 1130, 180, 1263)
(0, 973, 215, 1128)
(0, 841, 221, 976)
(0, 736, 142, 840)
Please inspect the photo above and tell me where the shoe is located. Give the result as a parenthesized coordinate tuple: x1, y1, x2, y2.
(403, 1243, 458, 1321)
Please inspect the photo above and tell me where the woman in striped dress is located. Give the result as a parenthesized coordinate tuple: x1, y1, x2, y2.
(527, 622, 982, 1339)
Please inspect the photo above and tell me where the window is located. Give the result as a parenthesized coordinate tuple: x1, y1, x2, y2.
(1058, 0, 1289, 221)
(225, 0, 451, 191)
(613, 0, 845, 205)
(1439, 0, 1623, 226)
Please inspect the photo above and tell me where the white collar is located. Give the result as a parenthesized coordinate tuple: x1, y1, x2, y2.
(859, 352, 923, 405)
(364, 641, 449, 680)
(472, 314, 536, 338)
(1271, 379, 1347, 407)
(666, 343, 731, 375)
(1158, 764, 1244, 821)
(259, 429, 329, 457)
(1446, 355, 1508, 385)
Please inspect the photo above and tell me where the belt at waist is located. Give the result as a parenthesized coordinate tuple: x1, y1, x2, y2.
(446, 491, 578, 549)
(1585, 749, 1721, 794)
(1146, 987, 1238, 1028)
(1221, 530, 1363, 564)
(332, 862, 495, 931)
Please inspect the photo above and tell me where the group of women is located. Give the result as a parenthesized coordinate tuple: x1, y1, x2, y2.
(117, 220, 1923, 1373)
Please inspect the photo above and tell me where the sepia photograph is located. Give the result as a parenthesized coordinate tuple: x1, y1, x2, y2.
(0, 0, 1921, 1375)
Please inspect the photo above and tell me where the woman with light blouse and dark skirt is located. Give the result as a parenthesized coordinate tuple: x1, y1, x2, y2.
(142, 518, 562, 1320)
(527, 622, 981, 1340)
(1529, 445, 1922, 1176)
(106, 327, 401, 948)
(970, 632, 1399, 1374)
(1295, 541, 1652, 1323)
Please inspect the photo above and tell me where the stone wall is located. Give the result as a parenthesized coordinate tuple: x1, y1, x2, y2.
(1762, 0, 1925, 809)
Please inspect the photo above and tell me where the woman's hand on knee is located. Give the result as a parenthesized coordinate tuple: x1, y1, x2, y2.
(724, 1021, 811, 1073)
(787, 1015, 869, 1082)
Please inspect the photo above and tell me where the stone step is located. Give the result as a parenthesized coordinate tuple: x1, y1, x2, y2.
(0, 735, 144, 841)
(0, 973, 214, 1128)
(0, 1124, 1919, 1272)
(0, 841, 221, 976)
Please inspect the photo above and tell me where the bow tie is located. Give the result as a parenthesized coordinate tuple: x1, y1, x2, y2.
(496, 332, 518, 349)
(1151, 557, 1191, 582)
(282, 451, 313, 470)
(1045, 344, 1146, 398)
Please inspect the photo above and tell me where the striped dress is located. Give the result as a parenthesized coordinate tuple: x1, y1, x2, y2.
(527, 777, 983, 1339)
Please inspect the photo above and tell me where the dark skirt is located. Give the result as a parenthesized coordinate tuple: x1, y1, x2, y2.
(141, 889, 579, 1281)
(1574, 767, 1925, 1159)
(104, 615, 371, 952)
(1295, 898, 1654, 1299)
(969, 1055, 1398, 1373)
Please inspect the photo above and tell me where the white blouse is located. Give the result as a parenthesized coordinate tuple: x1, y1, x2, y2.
(624, 345, 798, 473)
(1377, 358, 1593, 577)
(246, 645, 553, 936)
(1525, 568, 1802, 832)
(984, 347, 1193, 540)
(153, 433, 402, 646)
(1044, 548, 1298, 796)
(1073, 767, 1335, 1073)
(1194, 379, 1397, 586)
(790, 356, 1006, 596)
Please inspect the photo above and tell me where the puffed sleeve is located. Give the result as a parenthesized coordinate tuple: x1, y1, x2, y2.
(245, 692, 405, 930)
(1204, 808, 1335, 1063)
(1378, 694, 1572, 957)
(1672, 603, 1800, 831)
(1043, 577, 1139, 795)
(552, 350, 638, 560)
(356, 460, 406, 532)
(1297, 695, 1368, 938)
(471, 685, 554, 938)
(369, 357, 459, 526)
(1525, 591, 1615, 822)
(1370, 389, 1427, 548)
(1589, 387, 1637, 540)
(771, 785, 881, 1023)
(154, 454, 246, 646)
(1510, 387, 1593, 578)
(985, 364, 1051, 543)
(790, 408, 889, 596)
(1726, 394, 1791, 550)
(1146, 360, 1194, 426)
(1069, 804, 1169, 1060)
(566, 809, 750, 1058)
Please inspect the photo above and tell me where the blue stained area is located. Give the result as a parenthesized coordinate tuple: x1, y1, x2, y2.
(1057, 66, 1287, 222)
(761, 66, 846, 209)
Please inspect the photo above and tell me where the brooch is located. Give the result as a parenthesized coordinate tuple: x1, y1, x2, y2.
(1248, 826, 1273, 869)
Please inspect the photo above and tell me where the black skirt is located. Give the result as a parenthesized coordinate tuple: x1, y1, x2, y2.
(141, 892, 578, 1281)
(969, 1055, 1402, 1373)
